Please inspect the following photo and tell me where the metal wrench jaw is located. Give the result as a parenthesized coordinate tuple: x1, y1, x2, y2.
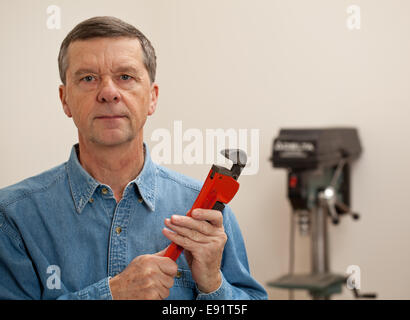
(220, 149, 247, 180)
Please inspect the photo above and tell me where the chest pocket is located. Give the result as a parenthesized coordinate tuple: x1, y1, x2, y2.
(174, 268, 195, 289)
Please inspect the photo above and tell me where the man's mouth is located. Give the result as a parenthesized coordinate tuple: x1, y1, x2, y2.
(95, 115, 126, 119)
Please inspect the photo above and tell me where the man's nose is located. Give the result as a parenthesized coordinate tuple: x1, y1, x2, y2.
(97, 78, 121, 103)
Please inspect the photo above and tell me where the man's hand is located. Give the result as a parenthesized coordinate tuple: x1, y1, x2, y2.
(162, 208, 227, 293)
(109, 248, 178, 300)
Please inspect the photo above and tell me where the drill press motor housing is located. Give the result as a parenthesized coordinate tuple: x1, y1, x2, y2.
(273, 128, 362, 222)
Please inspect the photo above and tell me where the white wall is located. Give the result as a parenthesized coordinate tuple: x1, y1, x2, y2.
(1, 0, 409, 299)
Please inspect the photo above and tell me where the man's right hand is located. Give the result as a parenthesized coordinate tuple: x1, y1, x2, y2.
(108, 248, 178, 300)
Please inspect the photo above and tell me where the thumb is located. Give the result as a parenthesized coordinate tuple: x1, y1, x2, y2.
(153, 245, 170, 257)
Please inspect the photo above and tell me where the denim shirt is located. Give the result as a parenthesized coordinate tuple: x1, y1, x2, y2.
(0, 143, 267, 300)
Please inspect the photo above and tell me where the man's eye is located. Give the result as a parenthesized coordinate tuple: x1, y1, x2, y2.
(82, 75, 95, 82)
(120, 75, 132, 81)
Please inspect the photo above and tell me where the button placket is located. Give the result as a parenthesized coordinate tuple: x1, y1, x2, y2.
(107, 196, 132, 277)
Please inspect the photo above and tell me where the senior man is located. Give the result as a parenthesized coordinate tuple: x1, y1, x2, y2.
(0, 16, 267, 300)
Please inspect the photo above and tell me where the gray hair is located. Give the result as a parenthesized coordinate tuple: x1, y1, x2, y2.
(58, 16, 156, 85)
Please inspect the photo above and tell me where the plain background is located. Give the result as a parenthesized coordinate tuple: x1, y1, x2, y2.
(1, 0, 409, 299)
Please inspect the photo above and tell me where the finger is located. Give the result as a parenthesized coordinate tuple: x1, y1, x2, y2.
(159, 287, 169, 300)
(169, 215, 215, 235)
(191, 209, 224, 228)
(165, 218, 208, 243)
(162, 227, 197, 252)
(156, 286, 169, 300)
(158, 273, 175, 289)
(157, 257, 178, 277)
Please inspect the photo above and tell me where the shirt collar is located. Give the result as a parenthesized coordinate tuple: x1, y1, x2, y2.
(66, 142, 157, 214)
(133, 143, 157, 212)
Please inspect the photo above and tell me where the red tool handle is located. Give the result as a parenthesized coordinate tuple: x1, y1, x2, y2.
(164, 167, 240, 261)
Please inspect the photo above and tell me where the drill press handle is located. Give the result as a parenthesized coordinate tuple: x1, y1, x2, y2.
(320, 158, 360, 224)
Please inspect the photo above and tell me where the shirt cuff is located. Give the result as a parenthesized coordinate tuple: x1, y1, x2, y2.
(77, 277, 113, 300)
(195, 271, 232, 300)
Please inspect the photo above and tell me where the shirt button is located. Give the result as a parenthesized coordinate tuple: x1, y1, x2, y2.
(115, 226, 122, 235)
(89, 198, 94, 203)
(176, 271, 182, 278)
(101, 187, 108, 195)
(138, 197, 143, 203)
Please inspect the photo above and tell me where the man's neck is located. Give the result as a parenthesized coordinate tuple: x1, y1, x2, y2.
(77, 137, 145, 203)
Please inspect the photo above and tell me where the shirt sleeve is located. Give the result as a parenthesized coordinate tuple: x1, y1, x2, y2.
(56, 277, 113, 300)
(0, 212, 41, 299)
(195, 206, 268, 300)
(0, 211, 113, 300)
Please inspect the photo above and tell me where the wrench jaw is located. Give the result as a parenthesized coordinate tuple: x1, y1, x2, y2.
(220, 149, 247, 180)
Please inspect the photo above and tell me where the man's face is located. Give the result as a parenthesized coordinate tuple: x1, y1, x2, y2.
(59, 37, 158, 147)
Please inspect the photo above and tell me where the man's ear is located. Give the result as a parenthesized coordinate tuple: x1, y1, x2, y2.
(59, 84, 72, 118)
(148, 83, 159, 116)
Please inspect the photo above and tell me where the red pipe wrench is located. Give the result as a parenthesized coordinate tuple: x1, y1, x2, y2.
(164, 149, 247, 261)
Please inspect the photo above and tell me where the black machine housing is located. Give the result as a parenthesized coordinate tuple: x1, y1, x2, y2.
(271, 128, 362, 213)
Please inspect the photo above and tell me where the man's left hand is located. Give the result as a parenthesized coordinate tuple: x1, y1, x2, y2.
(162, 208, 227, 293)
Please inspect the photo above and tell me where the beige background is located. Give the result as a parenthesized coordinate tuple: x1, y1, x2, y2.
(1, 0, 409, 299)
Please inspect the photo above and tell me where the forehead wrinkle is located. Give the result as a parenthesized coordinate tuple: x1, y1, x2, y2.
(68, 38, 144, 80)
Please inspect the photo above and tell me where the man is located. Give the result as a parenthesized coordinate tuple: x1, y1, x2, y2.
(0, 16, 267, 300)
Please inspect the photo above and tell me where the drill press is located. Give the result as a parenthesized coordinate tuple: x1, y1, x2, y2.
(267, 128, 374, 299)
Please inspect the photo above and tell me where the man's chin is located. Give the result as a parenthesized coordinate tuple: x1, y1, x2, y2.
(90, 134, 135, 148)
